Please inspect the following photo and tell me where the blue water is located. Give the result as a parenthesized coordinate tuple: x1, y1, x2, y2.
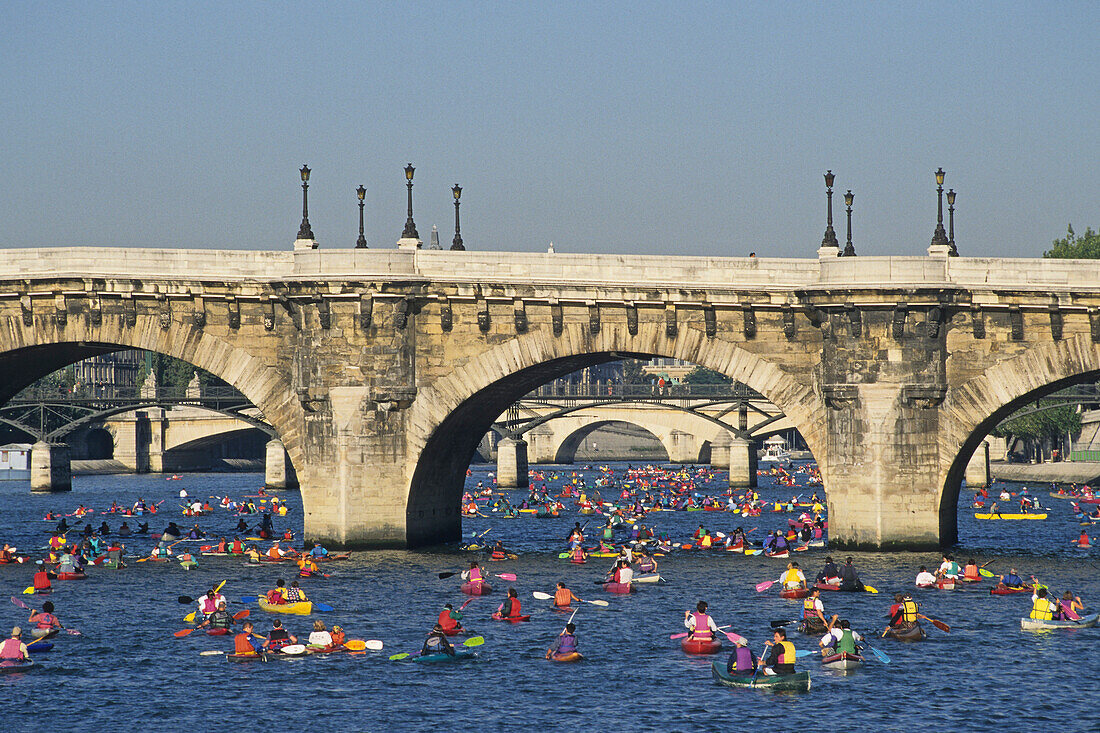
(1, 464, 1097, 731)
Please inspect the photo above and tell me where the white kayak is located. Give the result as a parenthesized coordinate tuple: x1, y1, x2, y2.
(1019, 612, 1098, 630)
(632, 573, 662, 584)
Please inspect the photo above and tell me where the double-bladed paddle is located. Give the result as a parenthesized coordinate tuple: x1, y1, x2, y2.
(437, 571, 516, 581)
(531, 591, 609, 607)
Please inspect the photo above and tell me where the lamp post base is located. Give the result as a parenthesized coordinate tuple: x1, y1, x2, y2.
(927, 243, 951, 258)
(397, 237, 422, 250)
(294, 237, 318, 251)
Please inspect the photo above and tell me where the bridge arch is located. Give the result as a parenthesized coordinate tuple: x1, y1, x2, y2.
(405, 322, 824, 545)
(940, 335, 1100, 544)
(549, 419, 672, 464)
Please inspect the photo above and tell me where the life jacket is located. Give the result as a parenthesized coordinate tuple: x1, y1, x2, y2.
(963, 565, 980, 580)
(282, 531, 293, 541)
(267, 547, 282, 559)
(802, 598, 819, 620)
(555, 633, 577, 654)
(266, 588, 286, 605)
(504, 597, 522, 618)
(268, 628, 290, 650)
(231, 540, 243, 553)
(700, 535, 712, 548)
(35, 612, 58, 630)
(468, 568, 483, 583)
(782, 569, 803, 587)
(1031, 597, 1056, 621)
(234, 633, 257, 655)
(209, 611, 232, 629)
(217, 539, 228, 552)
(0, 638, 25, 660)
(776, 640, 796, 665)
(33, 571, 51, 590)
(730, 645, 755, 673)
(201, 596, 219, 614)
(1059, 599, 1080, 620)
(690, 611, 713, 640)
(836, 629, 858, 654)
(438, 610, 458, 630)
(554, 588, 573, 607)
(571, 547, 585, 561)
(330, 630, 346, 647)
(285, 587, 304, 602)
(901, 600, 918, 623)
(490, 549, 506, 560)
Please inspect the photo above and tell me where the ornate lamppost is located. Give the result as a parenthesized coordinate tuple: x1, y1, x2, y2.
(355, 185, 368, 248)
(297, 165, 314, 240)
(946, 188, 957, 256)
(451, 184, 465, 250)
(930, 167, 949, 248)
(842, 190, 856, 256)
(401, 163, 419, 240)
(821, 170, 839, 249)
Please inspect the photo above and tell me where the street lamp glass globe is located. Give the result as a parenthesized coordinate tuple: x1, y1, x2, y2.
(300, 165, 310, 182)
(844, 190, 854, 206)
(356, 185, 366, 201)
(405, 164, 415, 181)
(935, 168, 945, 186)
(824, 170, 835, 188)
(946, 189, 956, 205)
(452, 184, 462, 200)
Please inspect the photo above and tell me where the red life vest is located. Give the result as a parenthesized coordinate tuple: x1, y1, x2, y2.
(0, 638, 24, 660)
(690, 611, 713, 640)
(438, 610, 458, 630)
(33, 571, 51, 590)
(35, 612, 58, 630)
(468, 568, 483, 583)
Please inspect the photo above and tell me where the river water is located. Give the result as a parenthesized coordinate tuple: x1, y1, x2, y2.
(1, 463, 1096, 731)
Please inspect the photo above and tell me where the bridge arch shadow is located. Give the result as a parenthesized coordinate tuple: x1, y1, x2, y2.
(552, 419, 671, 464)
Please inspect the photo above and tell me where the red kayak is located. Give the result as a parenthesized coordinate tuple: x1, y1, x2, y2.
(491, 613, 531, 623)
(813, 582, 842, 592)
(206, 628, 230, 636)
(441, 626, 468, 637)
(779, 587, 810, 599)
(681, 637, 722, 655)
(936, 578, 957, 590)
(56, 572, 86, 580)
(461, 582, 492, 595)
(990, 583, 1032, 595)
(603, 582, 636, 594)
(551, 605, 573, 613)
(764, 550, 790, 559)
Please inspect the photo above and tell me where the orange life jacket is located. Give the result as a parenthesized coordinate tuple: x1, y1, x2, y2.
(234, 633, 257, 655)
(554, 588, 573, 607)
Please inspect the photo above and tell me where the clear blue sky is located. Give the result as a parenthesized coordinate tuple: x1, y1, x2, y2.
(2, 2, 1097, 258)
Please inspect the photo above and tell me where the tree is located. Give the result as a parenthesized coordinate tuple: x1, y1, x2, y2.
(1043, 224, 1100, 259)
(683, 366, 731, 385)
(134, 352, 219, 396)
(619, 358, 647, 383)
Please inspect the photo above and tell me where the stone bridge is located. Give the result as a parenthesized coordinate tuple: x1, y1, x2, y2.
(4, 245, 1099, 550)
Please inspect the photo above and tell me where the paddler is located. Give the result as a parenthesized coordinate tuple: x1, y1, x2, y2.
(1057, 591, 1085, 621)
(884, 593, 919, 632)
(264, 619, 297, 651)
(265, 579, 288, 605)
(684, 601, 718, 641)
(284, 580, 308, 602)
(820, 618, 862, 654)
(962, 559, 981, 581)
(801, 588, 827, 629)
(545, 622, 579, 659)
(566, 523, 584, 548)
(462, 561, 485, 588)
(0, 627, 30, 663)
(496, 587, 522, 619)
(308, 620, 334, 648)
(935, 554, 960, 580)
(553, 582, 583, 610)
(297, 556, 320, 576)
(234, 621, 266, 656)
(330, 625, 346, 648)
(569, 544, 587, 563)
(438, 603, 464, 633)
(915, 566, 937, 587)
(490, 540, 508, 561)
(762, 628, 797, 675)
(266, 541, 286, 560)
(28, 601, 62, 638)
(244, 544, 262, 564)
(635, 549, 657, 573)
(196, 600, 234, 632)
(839, 557, 864, 592)
(32, 562, 52, 593)
(197, 586, 227, 619)
(235, 518, 250, 533)
(724, 636, 758, 677)
(421, 624, 456, 657)
(1030, 587, 1058, 620)
(308, 542, 329, 559)
(1077, 530, 1092, 547)
(781, 561, 807, 590)
(998, 568, 1025, 588)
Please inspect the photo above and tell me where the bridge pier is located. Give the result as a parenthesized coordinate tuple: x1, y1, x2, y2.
(709, 432, 732, 469)
(265, 439, 298, 490)
(965, 440, 990, 489)
(668, 430, 699, 463)
(30, 441, 71, 492)
(728, 436, 757, 488)
(526, 426, 557, 464)
(496, 438, 529, 489)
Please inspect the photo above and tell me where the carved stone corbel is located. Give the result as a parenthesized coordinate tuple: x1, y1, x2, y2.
(901, 384, 947, 409)
(588, 301, 599, 335)
(439, 297, 453, 332)
(514, 299, 528, 334)
(704, 305, 716, 338)
(742, 306, 756, 339)
(782, 305, 796, 340)
(394, 298, 409, 331)
(359, 294, 373, 330)
(665, 305, 677, 339)
(476, 298, 490, 333)
(822, 384, 858, 410)
(550, 302, 563, 336)
(227, 297, 240, 330)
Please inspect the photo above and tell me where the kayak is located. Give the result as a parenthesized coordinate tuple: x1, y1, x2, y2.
(56, 572, 86, 580)
(797, 619, 827, 635)
(0, 660, 36, 674)
(633, 573, 662, 584)
(227, 653, 267, 662)
(974, 513, 1047, 520)
(569, 559, 587, 564)
(549, 651, 584, 662)
(711, 660, 811, 691)
(821, 650, 864, 670)
(602, 582, 636, 594)
(26, 641, 53, 653)
(764, 550, 790, 559)
(779, 587, 810, 599)
(491, 613, 531, 623)
(413, 647, 477, 663)
(552, 605, 574, 613)
(990, 584, 1032, 595)
(1020, 612, 1099, 630)
(884, 623, 925, 642)
(936, 578, 957, 590)
(441, 626, 469, 637)
(681, 637, 722, 655)
(813, 582, 846, 592)
(257, 598, 313, 615)
(461, 582, 492, 596)
(206, 628, 231, 636)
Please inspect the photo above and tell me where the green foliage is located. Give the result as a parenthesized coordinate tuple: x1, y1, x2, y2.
(1043, 224, 1100, 259)
(133, 352, 217, 396)
(619, 358, 647, 383)
(683, 366, 732, 385)
(997, 403, 1081, 442)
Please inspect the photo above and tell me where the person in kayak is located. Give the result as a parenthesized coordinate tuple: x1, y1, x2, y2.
(839, 557, 864, 592)
(684, 601, 718, 641)
(197, 587, 227, 619)
(244, 545, 262, 564)
(915, 566, 937, 587)
(611, 559, 634, 585)
(936, 554, 960, 580)
(234, 621, 266, 656)
(297, 556, 320, 576)
(1030, 587, 1058, 620)
(1, 627, 30, 662)
(197, 600, 234, 632)
(117, 521, 131, 537)
(259, 513, 274, 539)
(962, 559, 981, 581)
(97, 521, 110, 536)
(285, 580, 308, 603)
(545, 622, 579, 659)
(136, 522, 149, 534)
(635, 549, 657, 573)
(553, 582, 583, 610)
(461, 561, 485, 587)
(235, 518, 250, 533)
(32, 563, 52, 593)
(566, 523, 584, 548)
(816, 556, 841, 586)
(307, 620, 333, 648)
(820, 618, 862, 654)
(490, 540, 508, 561)
(266, 541, 286, 560)
(28, 601, 62, 638)
(438, 603, 464, 633)
(421, 624, 456, 657)
(569, 545, 587, 563)
(496, 588, 522, 619)
(57, 550, 79, 575)
(162, 522, 181, 541)
(1077, 530, 1092, 547)
(802, 588, 827, 629)
(266, 580, 288, 605)
(724, 636, 758, 677)
(781, 562, 807, 590)
(264, 619, 297, 651)
(308, 542, 329, 559)
(999, 568, 1026, 588)
(763, 628, 797, 675)
(885, 593, 919, 631)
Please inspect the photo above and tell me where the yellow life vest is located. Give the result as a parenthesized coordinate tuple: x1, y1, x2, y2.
(782, 569, 801, 585)
(777, 640, 796, 665)
(901, 600, 918, 623)
(1031, 597, 1055, 620)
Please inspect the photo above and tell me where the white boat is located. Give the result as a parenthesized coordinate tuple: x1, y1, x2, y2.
(761, 436, 791, 462)
(1019, 612, 1098, 630)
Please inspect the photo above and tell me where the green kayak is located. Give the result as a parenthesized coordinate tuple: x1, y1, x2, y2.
(711, 660, 811, 691)
(412, 647, 477, 663)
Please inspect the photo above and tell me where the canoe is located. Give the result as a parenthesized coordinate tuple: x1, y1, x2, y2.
(681, 637, 722, 655)
(711, 660, 811, 691)
(1020, 612, 1099, 630)
(56, 571, 86, 580)
(257, 598, 313, 615)
(491, 613, 531, 623)
(206, 628, 231, 636)
(797, 619, 827, 636)
(821, 650, 864, 670)
(884, 623, 925, 642)
(0, 660, 36, 674)
(764, 550, 790, 559)
(602, 582, 636, 594)
(935, 578, 957, 590)
(633, 573, 662, 584)
(413, 647, 476, 663)
(461, 582, 492, 595)
(26, 641, 53, 653)
(550, 651, 584, 662)
(973, 513, 1047, 520)
(779, 587, 810, 599)
(990, 584, 1032, 595)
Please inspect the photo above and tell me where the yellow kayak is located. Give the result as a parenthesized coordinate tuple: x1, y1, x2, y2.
(974, 513, 1047, 520)
(258, 598, 313, 614)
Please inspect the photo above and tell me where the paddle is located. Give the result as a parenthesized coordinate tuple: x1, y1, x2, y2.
(532, 591, 609, 607)
(10, 596, 81, 635)
(388, 635, 485, 661)
(917, 613, 950, 633)
(864, 644, 891, 664)
(770, 619, 799, 628)
(755, 577, 781, 593)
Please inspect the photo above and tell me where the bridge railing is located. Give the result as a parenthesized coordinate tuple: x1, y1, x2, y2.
(524, 382, 764, 400)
